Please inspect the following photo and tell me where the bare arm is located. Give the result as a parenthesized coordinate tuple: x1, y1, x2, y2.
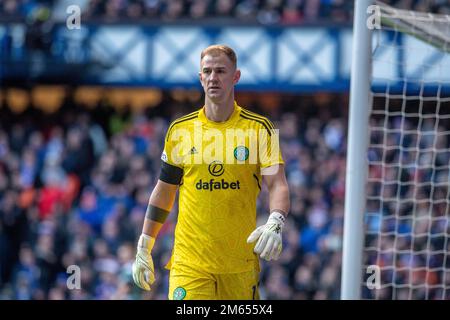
(262, 164, 290, 217)
(142, 180, 178, 238)
(132, 179, 178, 290)
(247, 164, 290, 261)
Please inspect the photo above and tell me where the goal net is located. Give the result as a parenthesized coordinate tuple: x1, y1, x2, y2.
(363, 1, 450, 299)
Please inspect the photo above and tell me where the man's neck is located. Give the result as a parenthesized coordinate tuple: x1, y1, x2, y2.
(204, 98, 235, 122)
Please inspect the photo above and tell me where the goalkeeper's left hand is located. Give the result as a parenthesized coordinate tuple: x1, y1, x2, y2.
(247, 211, 285, 261)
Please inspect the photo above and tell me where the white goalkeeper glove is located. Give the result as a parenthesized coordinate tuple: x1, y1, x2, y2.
(132, 234, 155, 291)
(247, 211, 285, 261)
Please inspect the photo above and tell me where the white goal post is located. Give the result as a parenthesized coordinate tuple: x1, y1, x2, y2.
(342, 0, 450, 300)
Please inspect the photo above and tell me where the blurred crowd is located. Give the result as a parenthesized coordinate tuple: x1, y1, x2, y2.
(1, 0, 449, 25)
(1, 90, 449, 300)
(0, 90, 348, 300)
(363, 103, 450, 300)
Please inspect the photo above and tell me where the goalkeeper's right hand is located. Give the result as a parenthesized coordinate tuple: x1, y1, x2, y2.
(132, 234, 155, 291)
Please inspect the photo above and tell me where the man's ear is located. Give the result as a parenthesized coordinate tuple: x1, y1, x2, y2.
(198, 71, 203, 85)
(233, 69, 241, 85)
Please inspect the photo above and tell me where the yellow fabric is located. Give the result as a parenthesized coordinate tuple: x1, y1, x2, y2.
(162, 101, 284, 274)
(168, 263, 260, 300)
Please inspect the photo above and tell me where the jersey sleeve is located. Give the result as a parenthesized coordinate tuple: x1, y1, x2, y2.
(258, 120, 284, 169)
(159, 124, 185, 185)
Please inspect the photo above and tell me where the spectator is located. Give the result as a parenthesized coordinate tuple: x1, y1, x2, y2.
(2, 0, 447, 24)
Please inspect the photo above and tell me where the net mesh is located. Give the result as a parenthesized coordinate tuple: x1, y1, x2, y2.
(363, 1, 450, 300)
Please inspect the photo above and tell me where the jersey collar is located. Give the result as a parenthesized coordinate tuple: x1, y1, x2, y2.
(198, 101, 241, 127)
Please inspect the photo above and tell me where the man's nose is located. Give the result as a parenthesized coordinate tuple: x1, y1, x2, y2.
(210, 71, 219, 80)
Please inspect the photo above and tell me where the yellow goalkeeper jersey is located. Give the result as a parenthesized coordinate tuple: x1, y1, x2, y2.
(162, 101, 284, 274)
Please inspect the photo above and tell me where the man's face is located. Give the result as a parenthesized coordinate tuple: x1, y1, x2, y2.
(199, 53, 240, 102)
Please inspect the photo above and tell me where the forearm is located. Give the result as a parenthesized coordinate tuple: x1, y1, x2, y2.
(248, 171, 289, 261)
(142, 180, 178, 238)
(142, 215, 165, 238)
(268, 182, 290, 217)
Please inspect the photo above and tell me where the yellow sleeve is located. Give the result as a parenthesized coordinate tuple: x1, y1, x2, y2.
(258, 122, 284, 169)
(161, 123, 187, 169)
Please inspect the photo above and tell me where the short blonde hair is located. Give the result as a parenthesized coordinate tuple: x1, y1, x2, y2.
(200, 44, 237, 68)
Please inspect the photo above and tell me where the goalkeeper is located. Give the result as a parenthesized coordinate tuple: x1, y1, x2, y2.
(132, 44, 290, 300)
